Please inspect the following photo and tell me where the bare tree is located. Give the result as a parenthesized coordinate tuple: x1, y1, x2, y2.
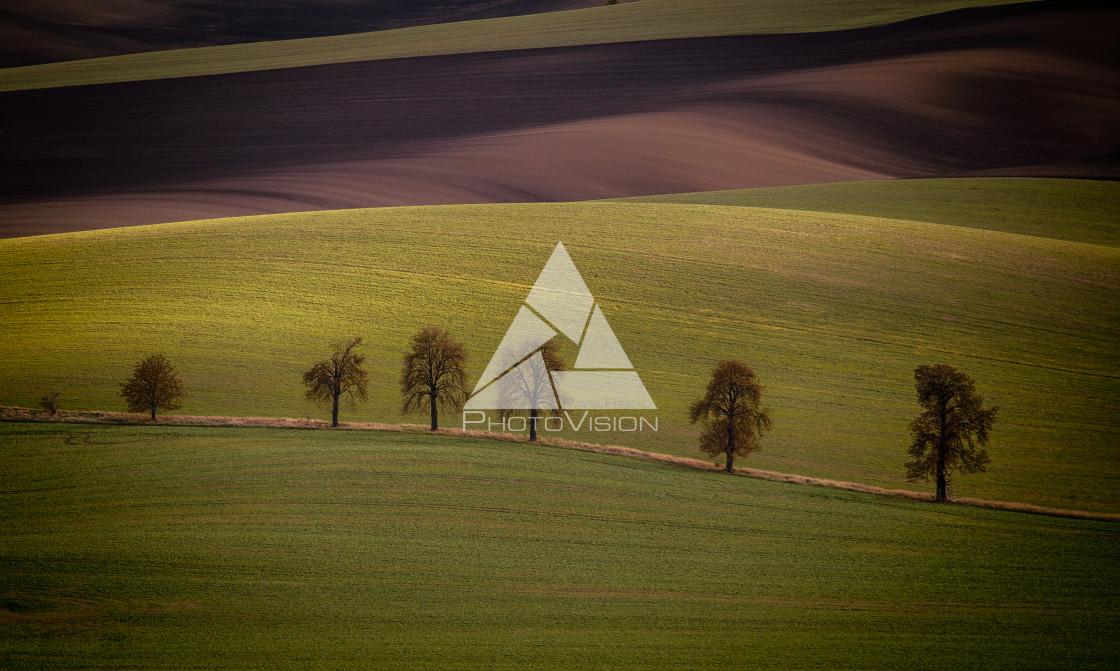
(906, 364, 997, 502)
(303, 337, 369, 427)
(688, 360, 772, 473)
(400, 326, 468, 431)
(497, 339, 565, 442)
(121, 353, 184, 421)
(39, 392, 60, 416)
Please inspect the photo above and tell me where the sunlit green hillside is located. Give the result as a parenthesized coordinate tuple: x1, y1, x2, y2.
(1, 193, 1116, 511)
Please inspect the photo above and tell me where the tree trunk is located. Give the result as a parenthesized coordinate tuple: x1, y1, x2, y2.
(429, 393, 438, 431)
(331, 391, 340, 428)
(936, 461, 947, 502)
(935, 402, 947, 502)
(529, 408, 538, 442)
(150, 407, 156, 422)
(725, 415, 735, 472)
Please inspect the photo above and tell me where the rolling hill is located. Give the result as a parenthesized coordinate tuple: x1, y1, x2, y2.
(1, 423, 1116, 669)
(1, 0, 1115, 237)
(0, 0, 1034, 87)
(0, 0, 599, 68)
(618, 178, 1120, 247)
(1, 188, 1116, 512)
(1, 1, 1117, 666)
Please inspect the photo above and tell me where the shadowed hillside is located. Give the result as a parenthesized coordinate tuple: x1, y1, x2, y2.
(0, 0, 597, 67)
(1, 0, 1116, 237)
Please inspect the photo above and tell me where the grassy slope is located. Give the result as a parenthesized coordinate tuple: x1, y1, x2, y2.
(0, 0, 1031, 91)
(617, 178, 1120, 247)
(1, 423, 1117, 669)
(0, 194, 1117, 512)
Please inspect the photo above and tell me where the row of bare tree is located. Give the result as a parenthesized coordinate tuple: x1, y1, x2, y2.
(303, 329, 567, 442)
(303, 328, 469, 431)
(689, 360, 996, 502)
(114, 331, 995, 503)
(115, 327, 470, 430)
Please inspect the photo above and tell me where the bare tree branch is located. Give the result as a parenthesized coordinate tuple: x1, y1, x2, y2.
(400, 326, 468, 431)
(302, 337, 368, 427)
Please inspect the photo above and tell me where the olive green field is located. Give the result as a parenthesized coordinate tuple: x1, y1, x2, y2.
(1, 422, 1117, 669)
(2, 0, 1117, 664)
(1, 178, 1117, 513)
(617, 178, 1120, 247)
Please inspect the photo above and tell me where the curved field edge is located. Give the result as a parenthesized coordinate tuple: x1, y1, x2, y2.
(0, 0, 1035, 92)
(0, 201, 1116, 512)
(4, 407, 1118, 523)
(1, 423, 1117, 669)
(614, 178, 1120, 247)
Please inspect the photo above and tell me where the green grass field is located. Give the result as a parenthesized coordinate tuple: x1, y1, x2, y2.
(0, 0, 1031, 91)
(618, 178, 1120, 247)
(1, 180, 1117, 512)
(1, 422, 1116, 669)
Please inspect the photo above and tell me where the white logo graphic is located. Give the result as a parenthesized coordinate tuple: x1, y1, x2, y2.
(465, 242, 656, 410)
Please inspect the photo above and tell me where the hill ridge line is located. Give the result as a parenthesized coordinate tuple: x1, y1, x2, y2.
(619, 200, 1120, 249)
(0, 0, 1046, 93)
(3, 405, 1116, 523)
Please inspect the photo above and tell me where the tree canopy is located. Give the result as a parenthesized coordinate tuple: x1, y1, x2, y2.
(688, 360, 772, 473)
(496, 338, 565, 442)
(303, 336, 369, 427)
(906, 363, 997, 502)
(121, 353, 183, 421)
(400, 326, 468, 431)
